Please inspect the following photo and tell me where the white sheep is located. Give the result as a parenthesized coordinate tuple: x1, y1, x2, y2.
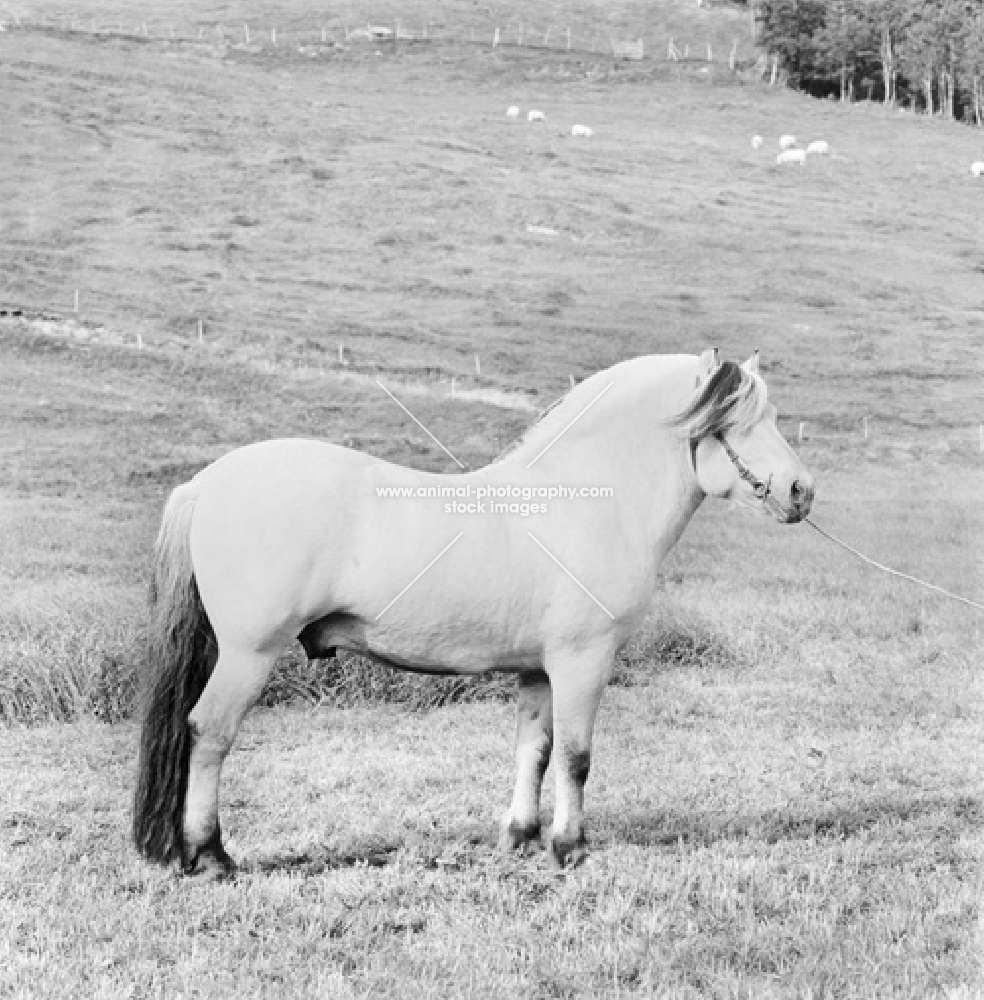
(777, 149, 807, 165)
(506, 106, 520, 118)
(971, 161, 984, 177)
(779, 134, 797, 149)
(751, 135, 763, 149)
(528, 110, 545, 122)
(807, 140, 829, 155)
(571, 125, 593, 137)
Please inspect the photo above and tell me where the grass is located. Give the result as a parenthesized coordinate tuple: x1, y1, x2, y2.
(1, 3, 983, 997)
(1, 683, 980, 998)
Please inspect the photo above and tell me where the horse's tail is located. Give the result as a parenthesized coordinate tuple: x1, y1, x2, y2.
(132, 478, 216, 864)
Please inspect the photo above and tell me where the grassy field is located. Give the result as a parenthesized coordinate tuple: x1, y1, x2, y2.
(2, 3, 983, 998)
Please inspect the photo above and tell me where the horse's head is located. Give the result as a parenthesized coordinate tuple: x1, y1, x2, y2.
(675, 349, 814, 523)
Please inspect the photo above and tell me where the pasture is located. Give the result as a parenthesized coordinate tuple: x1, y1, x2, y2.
(1, 3, 983, 997)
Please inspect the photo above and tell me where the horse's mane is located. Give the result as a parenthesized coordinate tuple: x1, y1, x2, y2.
(669, 361, 767, 440)
(493, 391, 569, 463)
(494, 357, 766, 463)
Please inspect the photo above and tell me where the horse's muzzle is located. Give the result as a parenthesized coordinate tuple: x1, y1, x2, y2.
(782, 476, 814, 523)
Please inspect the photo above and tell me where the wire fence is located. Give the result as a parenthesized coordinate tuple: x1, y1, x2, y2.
(1, 304, 980, 456)
(3, 12, 755, 69)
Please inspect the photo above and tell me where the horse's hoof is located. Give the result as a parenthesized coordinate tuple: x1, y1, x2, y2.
(547, 834, 587, 870)
(498, 818, 542, 854)
(181, 832, 237, 879)
(182, 851, 237, 880)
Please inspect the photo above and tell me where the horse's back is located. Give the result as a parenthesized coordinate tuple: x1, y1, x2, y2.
(197, 437, 376, 486)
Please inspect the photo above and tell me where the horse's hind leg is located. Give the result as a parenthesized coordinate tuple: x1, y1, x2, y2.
(183, 645, 279, 875)
(499, 670, 553, 852)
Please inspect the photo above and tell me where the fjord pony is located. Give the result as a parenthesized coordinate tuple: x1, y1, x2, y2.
(133, 350, 814, 873)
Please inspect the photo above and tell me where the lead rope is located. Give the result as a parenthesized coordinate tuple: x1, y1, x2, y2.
(713, 433, 984, 612)
(804, 517, 984, 613)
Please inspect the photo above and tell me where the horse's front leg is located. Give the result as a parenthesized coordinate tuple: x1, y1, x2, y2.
(544, 643, 613, 869)
(499, 670, 553, 853)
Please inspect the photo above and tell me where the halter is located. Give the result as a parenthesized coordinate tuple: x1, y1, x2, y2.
(712, 432, 793, 521)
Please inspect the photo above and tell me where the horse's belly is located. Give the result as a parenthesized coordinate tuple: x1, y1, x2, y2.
(298, 611, 542, 674)
(366, 644, 542, 675)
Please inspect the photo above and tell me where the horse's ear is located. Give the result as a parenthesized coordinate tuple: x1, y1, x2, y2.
(742, 349, 760, 375)
(696, 348, 719, 386)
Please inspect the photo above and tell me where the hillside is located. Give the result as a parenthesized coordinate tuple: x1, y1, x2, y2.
(3, 13, 982, 442)
(2, 7, 983, 998)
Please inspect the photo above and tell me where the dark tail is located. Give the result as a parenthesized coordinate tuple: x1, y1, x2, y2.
(132, 480, 217, 864)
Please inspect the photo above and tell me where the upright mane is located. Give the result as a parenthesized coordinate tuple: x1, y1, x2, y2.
(493, 355, 766, 464)
(492, 391, 571, 463)
(670, 361, 767, 440)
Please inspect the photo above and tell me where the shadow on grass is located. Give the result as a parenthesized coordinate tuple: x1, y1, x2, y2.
(600, 794, 981, 849)
(249, 827, 505, 876)
(250, 842, 402, 876)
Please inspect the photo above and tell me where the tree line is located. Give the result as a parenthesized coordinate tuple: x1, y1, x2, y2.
(751, 0, 984, 124)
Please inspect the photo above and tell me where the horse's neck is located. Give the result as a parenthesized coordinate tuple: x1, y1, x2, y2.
(505, 357, 694, 467)
(507, 369, 705, 557)
(614, 415, 704, 561)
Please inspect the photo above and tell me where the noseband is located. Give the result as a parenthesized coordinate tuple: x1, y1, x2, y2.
(710, 433, 792, 521)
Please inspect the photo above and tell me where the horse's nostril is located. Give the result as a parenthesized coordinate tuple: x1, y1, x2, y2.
(790, 479, 813, 510)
